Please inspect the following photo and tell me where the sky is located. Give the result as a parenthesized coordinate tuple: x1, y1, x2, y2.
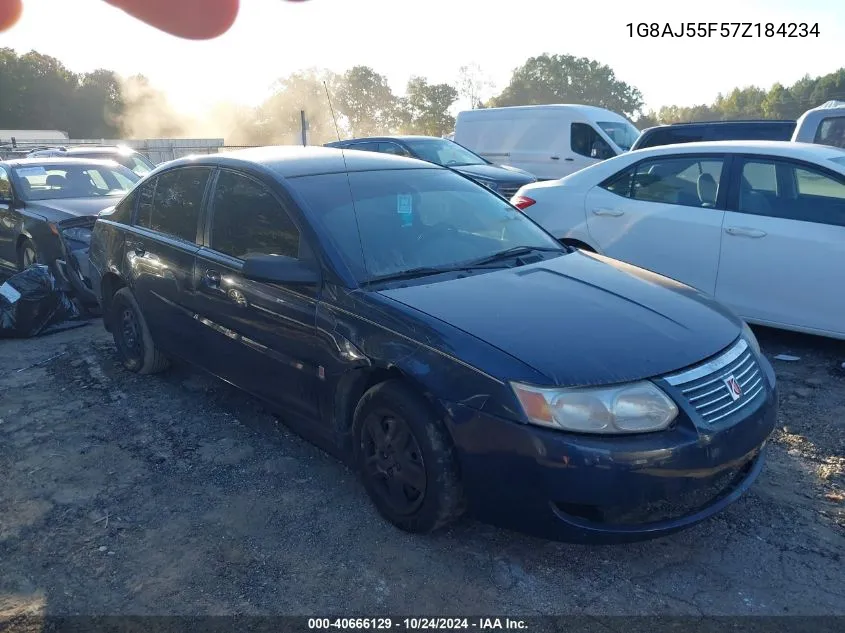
(1, 0, 844, 117)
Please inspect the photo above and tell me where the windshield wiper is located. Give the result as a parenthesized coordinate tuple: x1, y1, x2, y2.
(367, 265, 469, 285)
(467, 245, 564, 266)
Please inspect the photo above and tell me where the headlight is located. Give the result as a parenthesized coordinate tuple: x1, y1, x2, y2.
(511, 380, 678, 434)
(741, 321, 761, 356)
(62, 227, 92, 245)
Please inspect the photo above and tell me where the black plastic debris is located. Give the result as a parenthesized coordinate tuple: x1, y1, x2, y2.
(0, 264, 81, 338)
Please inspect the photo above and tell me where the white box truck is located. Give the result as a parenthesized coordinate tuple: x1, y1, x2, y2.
(453, 104, 640, 180)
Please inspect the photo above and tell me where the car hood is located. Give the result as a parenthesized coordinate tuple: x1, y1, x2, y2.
(25, 197, 123, 222)
(453, 163, 536, 184)
(377, 251, 742, 388)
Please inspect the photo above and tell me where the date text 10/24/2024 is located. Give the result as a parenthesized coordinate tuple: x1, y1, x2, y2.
(627, 22, 820, 38)
(308, 618, 528, 631)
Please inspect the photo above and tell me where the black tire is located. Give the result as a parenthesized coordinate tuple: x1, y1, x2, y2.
(17, 237, 38, 271)
(353, 380, 464, 533)
(109, 287, 170, 375)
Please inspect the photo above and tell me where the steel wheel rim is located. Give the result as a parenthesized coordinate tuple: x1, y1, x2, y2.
(22, 246, 36, 268)
(120, 307, 143, 361)
(361, 408, 427, 515)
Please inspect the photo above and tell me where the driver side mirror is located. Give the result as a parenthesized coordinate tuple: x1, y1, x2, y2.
(242, 254, 321, 286)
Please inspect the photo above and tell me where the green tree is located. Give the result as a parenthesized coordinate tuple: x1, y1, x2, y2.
(257, 68, 345, 145)
(335, 66, 399, 137)
(490, 53, 643, 117)
(401, 77, 458, 137)
(456, 63, 493, 110)
(762, 83, 799, 119)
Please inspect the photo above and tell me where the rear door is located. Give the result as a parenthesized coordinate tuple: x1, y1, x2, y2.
(0, 166, 15, 268)
(192, 168, 323, 421)
(584, 153, 728, 294)
(715, 155, 845, 336)
(127, 166, 213, 360)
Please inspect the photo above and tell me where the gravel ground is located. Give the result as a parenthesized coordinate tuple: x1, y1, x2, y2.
(0, 320, 843, 619)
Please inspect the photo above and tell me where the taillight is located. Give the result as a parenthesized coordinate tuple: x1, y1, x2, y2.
(511, 195, 536, 211)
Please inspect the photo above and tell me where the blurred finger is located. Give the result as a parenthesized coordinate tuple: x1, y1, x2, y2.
(0, 0, 23, 32)
(103, 0, 240, 40)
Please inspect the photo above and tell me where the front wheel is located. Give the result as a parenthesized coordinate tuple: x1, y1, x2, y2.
(109, 287, 170, 375)
(17, 237, 38, 271)
(353, 380, 464, 534)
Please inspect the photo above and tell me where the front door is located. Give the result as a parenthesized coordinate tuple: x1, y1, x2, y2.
(127, 166, 213, 361)
(192, 168, 323, 422)
(715, 155, 845, 336)
(585, 153, 728, 294)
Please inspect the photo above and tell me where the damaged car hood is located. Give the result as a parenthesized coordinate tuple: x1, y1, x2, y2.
(25, 197, 124, 222)
(377, 251, 743, 387)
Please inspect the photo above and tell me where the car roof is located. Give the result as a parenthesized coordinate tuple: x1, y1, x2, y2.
(159, 145, 440, 178)
(629, 140, 845, 161)
(64, 146, 134, 154)
(328, 135, 445, 145)
(1, 156, 123, 168)
(644, 120, 795, 130)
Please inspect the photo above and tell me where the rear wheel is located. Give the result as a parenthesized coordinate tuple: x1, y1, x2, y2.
(109, 287, 170, 374)
(17, 238, 38, 271)
(353, 380, 464, 533)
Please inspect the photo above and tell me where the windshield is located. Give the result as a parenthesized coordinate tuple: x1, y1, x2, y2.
(12, 163, 140, 201)
(287, 168, 563, 283)
(598, 121, 641, 151)
(404, 138, 487, 167)
(73, 151, 155, 177)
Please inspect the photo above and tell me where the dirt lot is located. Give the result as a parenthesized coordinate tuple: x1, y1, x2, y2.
(0, 318, 843, 618)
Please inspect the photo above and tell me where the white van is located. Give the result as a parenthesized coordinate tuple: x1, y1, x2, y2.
(453, 104, 640, 180)
(792, 100, 845, 148)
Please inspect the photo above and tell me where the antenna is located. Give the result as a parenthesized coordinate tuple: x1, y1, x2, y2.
(324, 81, 342, 143)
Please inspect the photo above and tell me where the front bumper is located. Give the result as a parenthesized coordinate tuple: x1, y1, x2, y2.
(443, 372, 777, 544)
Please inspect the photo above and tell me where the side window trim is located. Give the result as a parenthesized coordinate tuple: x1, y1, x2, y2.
(206, 168, 305, 261)
(600, 153, 731, 210)
(131, 175, 157, 226)
(726, 153, 845, 222)
(132, 166, 214, 244)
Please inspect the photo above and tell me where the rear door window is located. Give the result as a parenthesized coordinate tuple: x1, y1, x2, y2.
(136, 167, 212, 243)
(602, 156, 725, 208)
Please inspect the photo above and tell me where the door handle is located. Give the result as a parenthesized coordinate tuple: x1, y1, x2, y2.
(592, 208, 624, 217)
(550, 156, 560, 160)
(564, 157, 575, 162)
(725, 227, 767, 238)
(128, 241, 145, 256)
(203, 269, 221, 289)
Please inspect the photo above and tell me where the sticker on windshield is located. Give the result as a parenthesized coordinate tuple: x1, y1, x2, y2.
(397, 194, 413, 227)
(16, 166, 47, 178)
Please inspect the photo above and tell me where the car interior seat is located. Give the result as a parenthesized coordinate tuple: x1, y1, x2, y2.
(697, 173, 718, 208)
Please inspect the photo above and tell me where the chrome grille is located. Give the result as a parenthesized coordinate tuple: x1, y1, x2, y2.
(498, 184, 521, 199)
(663, 338, 765, 424)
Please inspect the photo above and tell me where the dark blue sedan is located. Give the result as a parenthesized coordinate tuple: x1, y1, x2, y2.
(88, 146, 777, 543)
